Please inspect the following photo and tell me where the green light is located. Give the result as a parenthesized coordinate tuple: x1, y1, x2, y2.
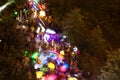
(23, 8, 27, 13)
(34, 0, 39, 4)
(40, 67, 48, 72)
(14, 10, 18, 16)
(24, 50, 28, 57)
(31, 52, 39, 59)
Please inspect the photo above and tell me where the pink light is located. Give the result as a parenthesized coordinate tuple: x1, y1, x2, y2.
(59, 66, 67, 72)
(29, 1, 33, 6)
(46, 74, 57, 80)
(59, 63, 69, 72)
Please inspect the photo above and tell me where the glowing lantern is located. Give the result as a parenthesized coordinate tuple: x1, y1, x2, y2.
(39, 10, 46, 17)
(48, 62, 55, 69)
(36, 71, 44, 79)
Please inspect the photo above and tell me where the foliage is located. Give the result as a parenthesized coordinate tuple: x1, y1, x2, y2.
(48, 0, 120, 48)
(0, 18, 29, 80)
(62, 8, 110, 79)
(63, 8, 108, 54)
(98, 49, 120, 80)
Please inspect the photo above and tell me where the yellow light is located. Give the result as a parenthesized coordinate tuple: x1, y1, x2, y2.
(48, 62, 55, 69)
(36, 71, 44, 79)
(67, 77, 78, 80)
(39, 10, 46, 17)
(60, 50, 65, 55)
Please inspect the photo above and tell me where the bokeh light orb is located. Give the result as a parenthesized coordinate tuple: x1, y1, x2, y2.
(57, 54, 64, 60)
(36, 71, 44, 79)
(46, 74, 57, 80)
(59, 63, 69, 72)
(48, 62, 55, 69)
(39, 10, 46, 17)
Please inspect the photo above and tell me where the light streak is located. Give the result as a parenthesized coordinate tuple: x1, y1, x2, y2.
(0, 0, 15, 13)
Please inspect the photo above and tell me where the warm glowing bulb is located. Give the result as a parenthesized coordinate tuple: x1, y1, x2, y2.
(39, 10, 46, 17)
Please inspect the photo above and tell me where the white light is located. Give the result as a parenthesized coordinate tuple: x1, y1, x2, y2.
(22, 25, 25, 29)
(33, 10, 37, 18)
(36, 27, 40, 33)
(46, 28, 56, 34)
(39, 23, 45, 32)
(0, 40, 2, 42)
(39, 10, 46, 17)
(34, 64, 43, 69)
(44, 33, 50, 43)
(63, 35, 67, 38)
(0, 0, 15, 13)
(73, 46, 78, 52)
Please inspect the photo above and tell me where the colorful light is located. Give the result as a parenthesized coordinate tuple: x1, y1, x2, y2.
(47, 62, 55, 69)
(0, 0, 15, 13)
(34, 0, 39, 4)
(59, 63, 69, 72)
(46, 28, 56, 34)
(60, 50, 65, 55)
(39, 10, 46, 17)
(29, 1, 33, 6)
(24, 50, 28, 57)
(40, 67, 49, 72)
(49, 52, 57, 60)
(34, 63, 43, 69)
(31, 52, 39, 59)
(41, 4, 46, 10)
(14, 10, 18, 16)
(33, 10, 37, 18)
(59, 66, 67, 72)
(36, 71, 44, 79)
(46, 74, 57, 80)
(57, 54, 64, 60)
(68, 77, 78, 80)
(73, 46, 78, 52)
